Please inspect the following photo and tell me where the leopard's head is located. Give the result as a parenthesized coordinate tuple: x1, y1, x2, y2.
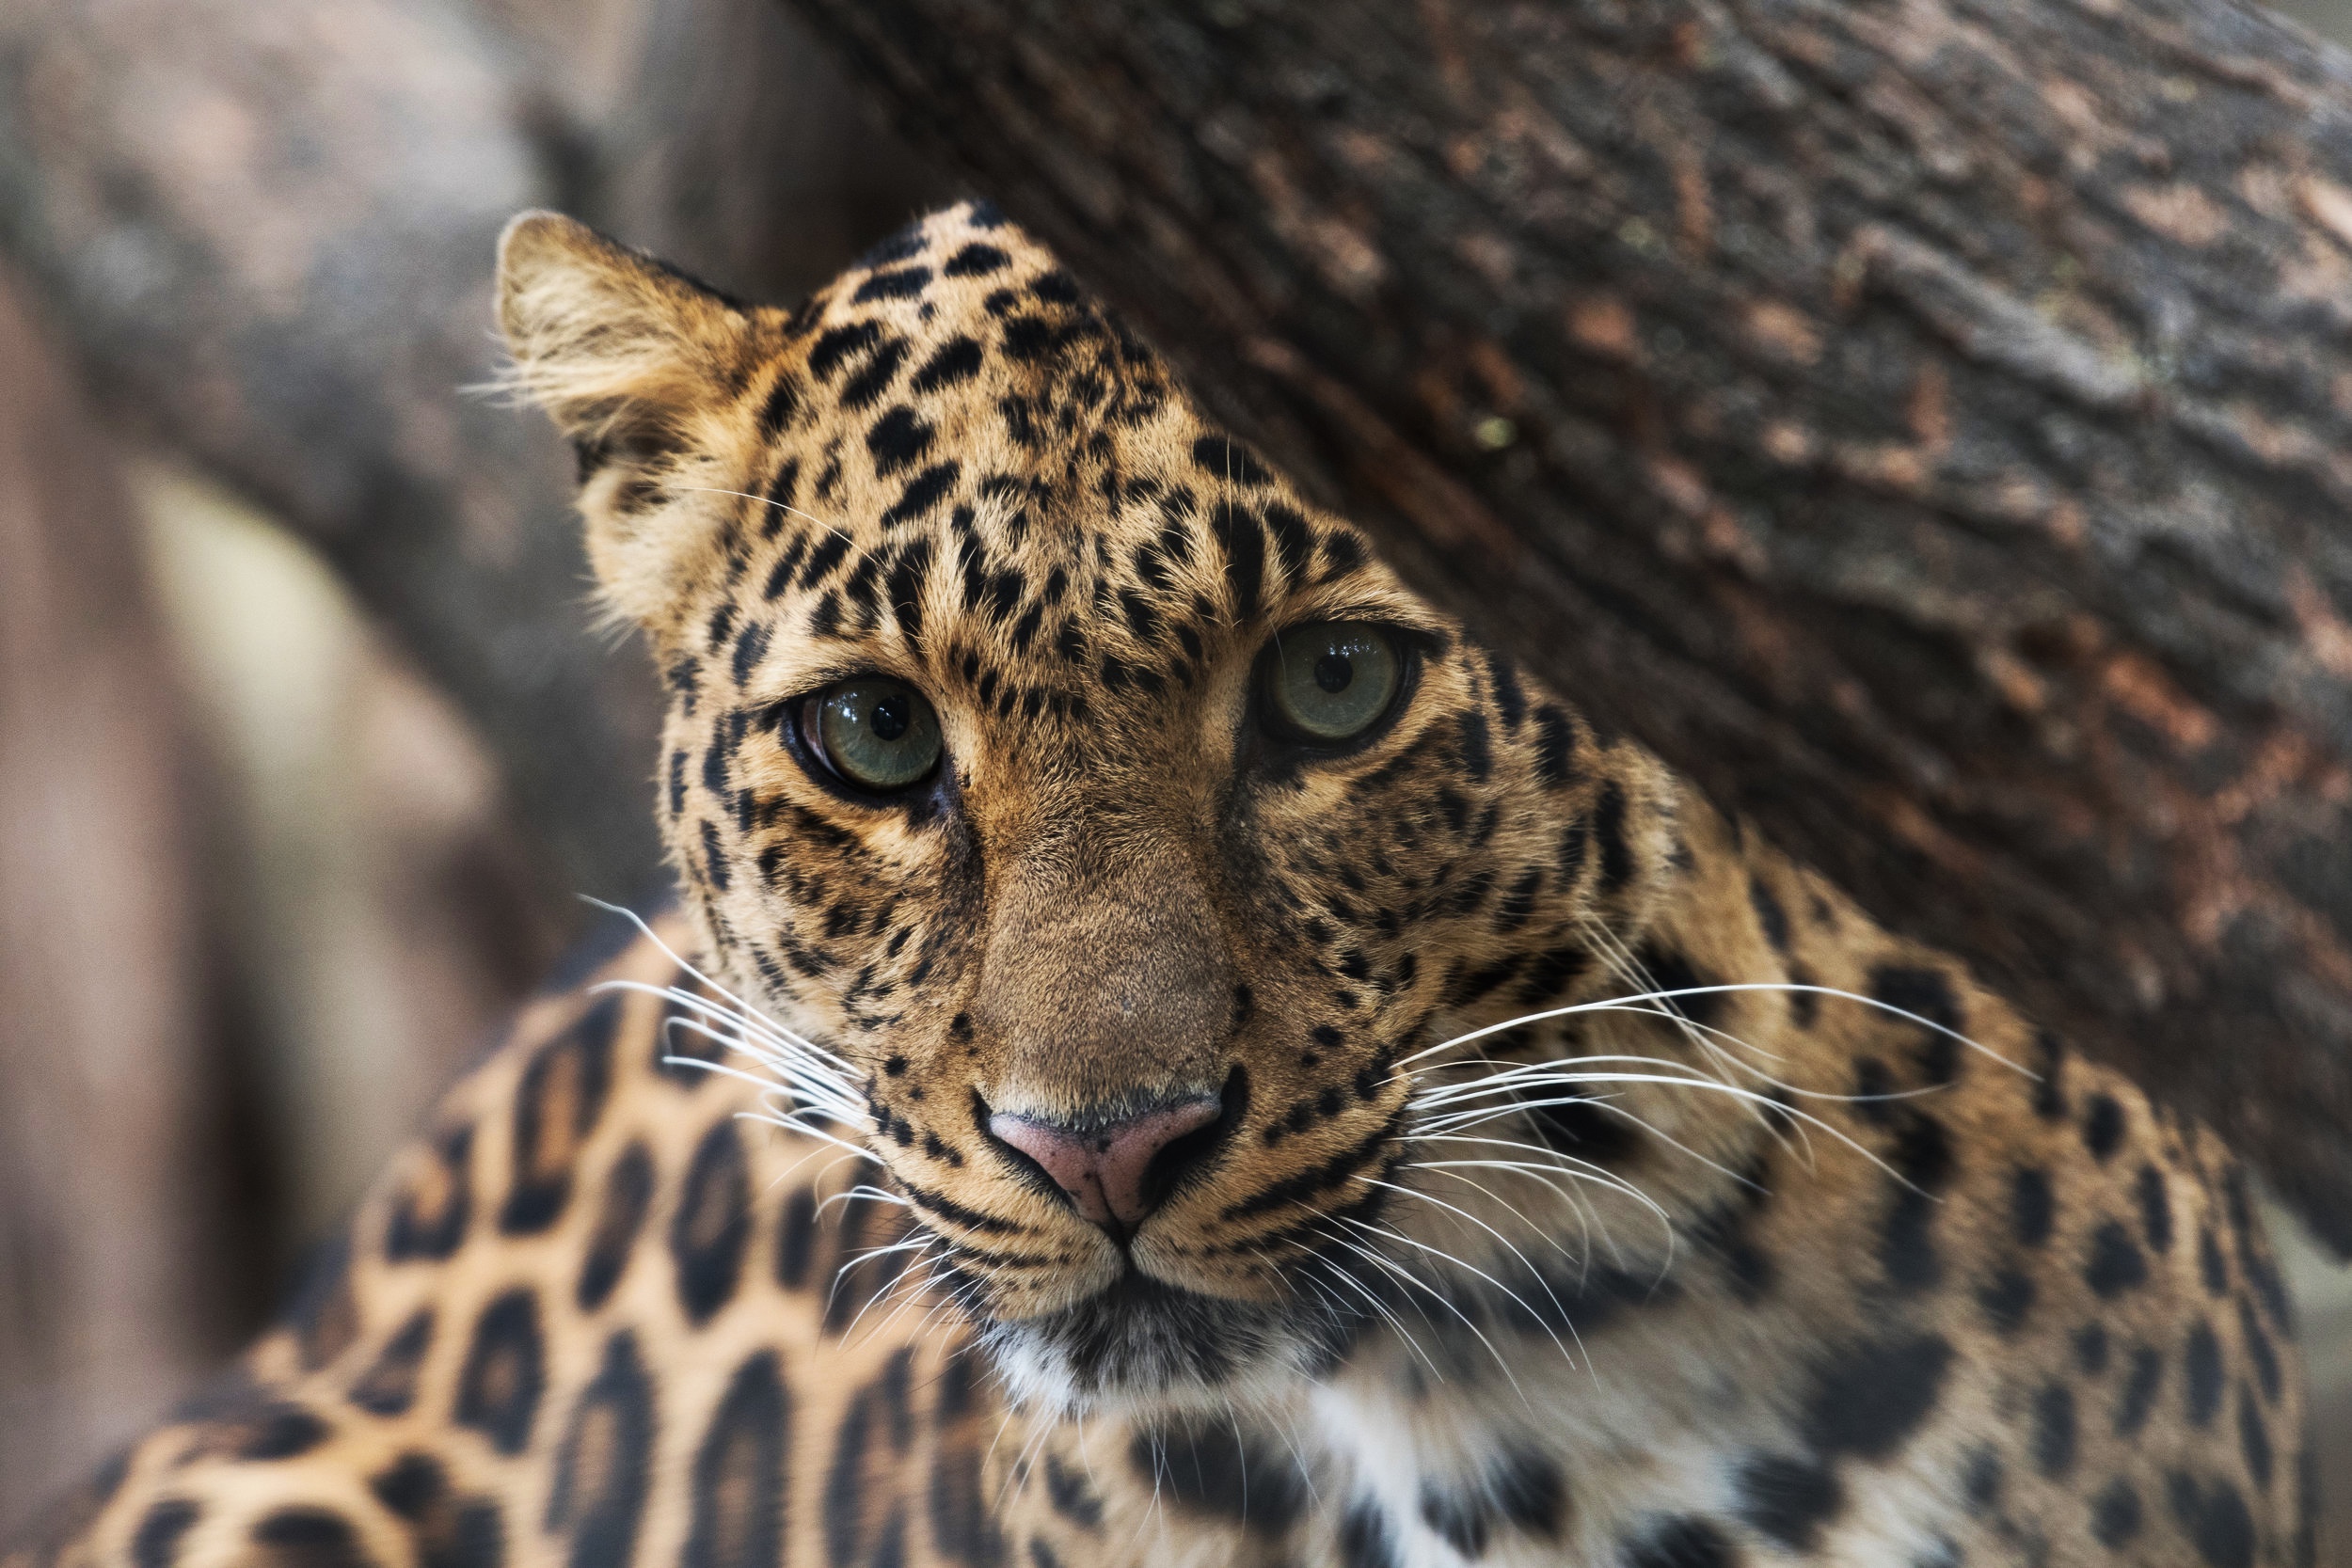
(498, 203, 1724, 1415)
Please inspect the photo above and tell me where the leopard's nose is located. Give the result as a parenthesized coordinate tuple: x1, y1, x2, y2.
(988, 1093, 1225, 1231)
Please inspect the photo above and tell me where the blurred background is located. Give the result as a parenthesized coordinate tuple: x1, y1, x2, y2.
(0, 0, 2344, 1547)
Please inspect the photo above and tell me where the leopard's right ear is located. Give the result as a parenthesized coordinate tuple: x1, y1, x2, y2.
(496, 211, 756, 632)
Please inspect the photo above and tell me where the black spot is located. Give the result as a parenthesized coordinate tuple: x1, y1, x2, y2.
(1209, 500, 1265, 617)
(1263, 501, 1314, 585)
(133, 1499, 202, 1568)
(854, 264, 931, 302)
(1737, 1452, 1842, 1553)
(1531, 1092, 1644, 1164)
(683, 1353, 791, 1568)
(1041, 1453, 1104, 1531)
(1339, 1503, 1401, 1568)
(547, 1333, 657, 1568)
(885, 538, 935, 644)
(1963, 1447, 2004, 1513)
(2033, 1383, 2077, 1477)
(1636, 944, 1724, 1028)
(386, 1125, 473, 1261)
(369, 1454, 505, 1568)
(2201, 1227, 2231, 1295)
(2082, 1092, 2125, 1161)
(942, 243, 1010, 277)
(928, 1433, 1005, 1567)
(1192, 434, 1270, 486)
(2011, 1166, 2055, 1247)
(774, 1185, 818, 1291)
(1882, 1188, 1940, 1293)
(755, 371, 802, 437)
(1131, 1419, 1307, 1538)
(1620, 1515, 1737, 1568)
(1867, 964, 1963, 1085)
(800, 531, 853, 588)
(913, 336, 985, 392)
(671, 1120, 753, 1325)
(1594, 781, 1635, 892)
(369, 1454, 445, 1519)
(251, 1509, 375, 1568)
(867, 406, 936, 477)
(349, 1309, 434, 1417)
(823, 1377, 919, 1566)
(1492, 1447, 1566, 1538)
(841, 338, 911, 411)
(1978, 1269, 2036, 1335)
(1452, 707, 1494, 782)
(1533, 705, 1579, 787)
(2090, 1477, 2143, 1547)
(2237, 1385, 2272, 1489)
(577, 1144, 656, 1312)
(1804, 1331, 1953, 1460)
(454, 1289, 544, 1455)
(2185, 1320, 2225, 1427)
(2137, 1163, 2173, 1254)
(1749, 877, 1790, 953)
(1880, 1112, 1954, 1293)
(501, 998, 618, 1235)
(2086, 1220, 2150, 1297)
(1419, 1485, 1489, 1559)
(808, 321, 882, 380)
(2116, 1343, 2164, 1435)
(2167, 1471, 2256, 1568)
(2074, 1322, 2110, 1375)
(882, 461, 961, 529)
(2032, 1031, 2069, 1119)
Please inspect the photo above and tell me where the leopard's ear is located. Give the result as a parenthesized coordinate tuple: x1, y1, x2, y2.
(496, 210, 756, 633)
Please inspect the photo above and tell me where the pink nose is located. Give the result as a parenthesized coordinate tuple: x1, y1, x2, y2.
(988, 1096, 1224, 1230)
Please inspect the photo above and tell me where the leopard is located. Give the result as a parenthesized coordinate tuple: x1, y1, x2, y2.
(5, 199, 2317, 1568)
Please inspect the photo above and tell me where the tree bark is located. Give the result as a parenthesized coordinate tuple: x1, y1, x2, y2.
(788, 0, 2352, 1247)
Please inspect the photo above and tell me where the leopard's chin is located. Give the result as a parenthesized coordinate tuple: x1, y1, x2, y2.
(972, 1268, 1359, 1416)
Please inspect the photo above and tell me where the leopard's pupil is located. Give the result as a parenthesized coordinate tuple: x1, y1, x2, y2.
(871, 696, 910, 741)
(1314, 653, 1354, 693)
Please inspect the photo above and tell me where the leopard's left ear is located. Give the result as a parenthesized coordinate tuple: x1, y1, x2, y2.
(496, 210, 756, 632)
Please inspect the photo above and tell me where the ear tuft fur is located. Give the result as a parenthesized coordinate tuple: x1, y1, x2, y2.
(496, 211, 755, 632)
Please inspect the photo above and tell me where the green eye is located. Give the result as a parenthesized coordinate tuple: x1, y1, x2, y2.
(802, 676, 943, 793)
(1263, 622, 1404, 744)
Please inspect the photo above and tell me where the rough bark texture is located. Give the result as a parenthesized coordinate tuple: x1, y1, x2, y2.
(788, 0, 2352, 1247)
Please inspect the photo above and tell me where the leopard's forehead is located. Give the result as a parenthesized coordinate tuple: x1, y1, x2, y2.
(689, 203, 1432, 736)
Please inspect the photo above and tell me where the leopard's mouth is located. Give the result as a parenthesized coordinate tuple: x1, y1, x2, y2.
(969, 1263, 1360, 1411)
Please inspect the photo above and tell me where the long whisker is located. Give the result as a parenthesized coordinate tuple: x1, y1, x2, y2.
(1388, 980, 2026, 1078)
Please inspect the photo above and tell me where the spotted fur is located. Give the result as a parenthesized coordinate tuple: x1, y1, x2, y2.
(6, 205, 2313, 1568)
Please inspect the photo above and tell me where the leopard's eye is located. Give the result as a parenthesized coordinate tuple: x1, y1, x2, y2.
(1262, 622, 1403, 744)
(800, 676, 943, 793)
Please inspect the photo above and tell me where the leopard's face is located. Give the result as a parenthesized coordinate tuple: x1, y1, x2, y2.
(500, 204, 1685, 1413)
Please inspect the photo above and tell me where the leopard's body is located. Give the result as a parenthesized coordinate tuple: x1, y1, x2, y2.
(7, 202, 2312, 1568)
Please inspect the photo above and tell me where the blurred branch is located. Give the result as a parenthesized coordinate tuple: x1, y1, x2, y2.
(787, 0, 2352, 1248)
(0, 0, 660, 909)
(0, 269, 253, 1534)
(0, 0, 947, 916)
